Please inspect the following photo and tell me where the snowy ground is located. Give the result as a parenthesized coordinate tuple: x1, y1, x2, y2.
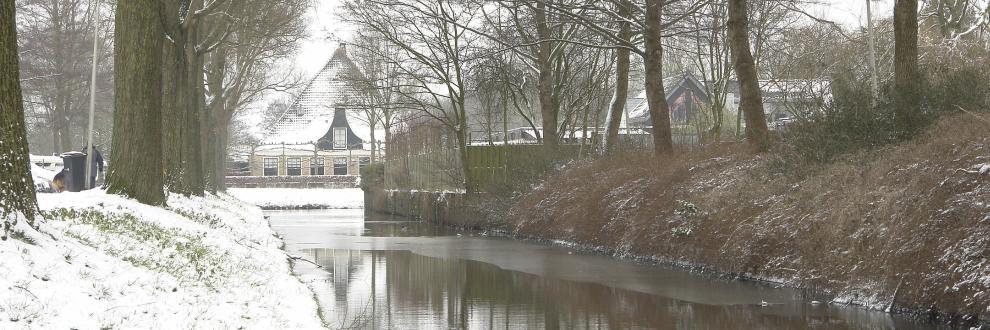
(228, 188, 363, 209)
(0, 190, 324, 329)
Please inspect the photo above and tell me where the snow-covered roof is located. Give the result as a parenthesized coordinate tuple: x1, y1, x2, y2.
(758, 79, 831, 95)
(254, 144, 316, 152)
(262, 45, 369, 145)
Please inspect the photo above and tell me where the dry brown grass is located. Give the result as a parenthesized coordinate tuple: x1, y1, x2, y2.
(503, 113, 990, 321)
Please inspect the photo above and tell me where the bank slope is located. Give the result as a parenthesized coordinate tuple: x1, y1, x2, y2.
(507, 114, 990, 322)
(0, 191, 323, 329)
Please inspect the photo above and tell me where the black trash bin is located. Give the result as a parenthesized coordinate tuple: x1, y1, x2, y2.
(60, 152, 87, 192)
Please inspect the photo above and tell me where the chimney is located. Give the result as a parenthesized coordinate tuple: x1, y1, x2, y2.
(333, 43, 347, 58)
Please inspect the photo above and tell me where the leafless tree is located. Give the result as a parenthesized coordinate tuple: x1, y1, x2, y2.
(342, 0, 481, 191)
(343, 28, 409, 162)
(16, 0, 113, 155)
(728, 0, 770, 150)
(202, 0, 309, 192)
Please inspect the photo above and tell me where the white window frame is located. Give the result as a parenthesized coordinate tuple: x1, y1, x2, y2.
(333, 127, 347, 149)
(311, 157, 325, 175)
(332, 157, 348, 175)
(263, 157, 279, 176)
(286, 157, 302, 176)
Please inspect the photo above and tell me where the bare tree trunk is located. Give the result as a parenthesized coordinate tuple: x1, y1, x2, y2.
(602, 0, 632, 156)
(894, 0, 921, 132)
(644, 0, 674, 155)
(727, 0, 770, 151)
(203, 51, 223, 193)
(105, 0, 166, 205)
(1, 0, 40, 234)
(162, 36, 185, 192)
(867, 0, 880, 108)
(535, 0, 559, 150)
(161, 0, 205, 196)
(213, 118, 228, 192)
(501, 89, 509, 145)
(456, 127, 471, 193)
(203, 101, 219, 192)
(369, 111, 377, 163)
(52, 6, 72, 154)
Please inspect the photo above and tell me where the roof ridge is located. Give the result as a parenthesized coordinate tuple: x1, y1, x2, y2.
(261, 44, 370, 145)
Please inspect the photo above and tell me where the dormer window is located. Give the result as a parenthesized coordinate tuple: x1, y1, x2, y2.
(333, 127, 347, 149)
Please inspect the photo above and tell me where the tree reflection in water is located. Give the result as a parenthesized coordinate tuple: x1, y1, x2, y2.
(302, 248, 923, 330)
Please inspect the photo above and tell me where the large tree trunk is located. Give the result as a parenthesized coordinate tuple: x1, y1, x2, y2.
(183, 3, 206, 195)
(602, 0, 632, 156)
(161, 0, 205, 196)
(644, 0, 674, 155)
(893, 0, 921, 132)
(106, 0, 166, 205)
(534, 0, 559, 150)
(1, 0, 39, 234)
(727, 0, 770, 151)
(162, 36, 185, 192)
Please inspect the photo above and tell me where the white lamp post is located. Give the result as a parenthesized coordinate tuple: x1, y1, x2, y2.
(84, 0, 100, 189)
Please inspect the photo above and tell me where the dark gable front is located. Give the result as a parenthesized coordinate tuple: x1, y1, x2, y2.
(668, 75, 713, 124)
(317, 109, 365, 150)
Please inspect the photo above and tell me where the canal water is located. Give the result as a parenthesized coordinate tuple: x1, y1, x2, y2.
(268, 209, 940, 329)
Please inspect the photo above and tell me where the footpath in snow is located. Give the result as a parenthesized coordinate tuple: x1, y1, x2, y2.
(0, 190, 323, 329)
(228, 188, 363, 210)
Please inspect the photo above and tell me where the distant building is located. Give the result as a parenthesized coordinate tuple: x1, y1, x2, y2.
(725, 79, 831, 126)
(625, 74, 713, 128)
(251, 45, 383, 177)
(625, 75, 831, 132)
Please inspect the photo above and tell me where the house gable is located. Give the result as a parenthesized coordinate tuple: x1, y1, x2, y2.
(261, 44, 369, 146)
(627, 74, 714, 126)
(317, 109, 365, 150)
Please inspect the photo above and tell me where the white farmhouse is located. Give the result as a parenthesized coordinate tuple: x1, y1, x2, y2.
(250, 45, 383, 177)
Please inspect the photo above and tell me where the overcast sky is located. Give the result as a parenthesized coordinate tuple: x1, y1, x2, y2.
(293, 0, 350, 77)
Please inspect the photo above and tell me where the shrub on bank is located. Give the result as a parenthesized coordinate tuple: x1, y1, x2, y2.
(772, 55, 989, 174)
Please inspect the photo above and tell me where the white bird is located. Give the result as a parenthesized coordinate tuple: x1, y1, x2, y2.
(761, 300, 769, 307)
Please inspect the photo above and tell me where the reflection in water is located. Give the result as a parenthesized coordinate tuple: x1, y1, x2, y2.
(269, 210, 940, 330)
(303, 249, 932, 330)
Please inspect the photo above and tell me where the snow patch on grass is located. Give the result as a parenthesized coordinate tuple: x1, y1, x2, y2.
(229, 188, 363, 210)
(0, 190, 323, 329)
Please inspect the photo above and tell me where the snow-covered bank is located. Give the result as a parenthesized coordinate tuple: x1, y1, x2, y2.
(0, 191, 323, 329)
(229, 188, 363, 210)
